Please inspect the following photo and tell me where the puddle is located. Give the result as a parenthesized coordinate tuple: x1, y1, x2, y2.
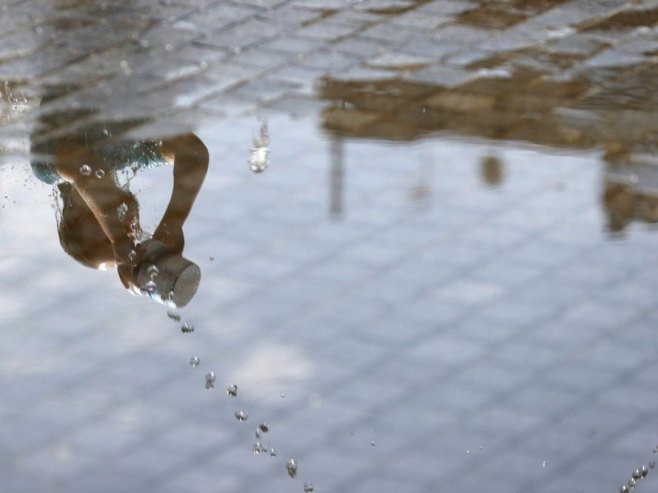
(2, 1, 658, 493)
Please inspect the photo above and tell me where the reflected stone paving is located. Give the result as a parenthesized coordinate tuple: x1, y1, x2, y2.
(1, 1, 658, 493)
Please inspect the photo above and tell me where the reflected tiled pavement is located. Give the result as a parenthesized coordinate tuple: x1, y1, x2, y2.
(2, 1, 658, 493)
(4, 119, 658, 492)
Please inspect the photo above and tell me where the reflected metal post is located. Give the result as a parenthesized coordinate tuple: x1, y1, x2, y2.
(329, 136, 345, 220)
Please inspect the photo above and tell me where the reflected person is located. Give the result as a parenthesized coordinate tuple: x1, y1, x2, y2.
(31, 128, 209, 308)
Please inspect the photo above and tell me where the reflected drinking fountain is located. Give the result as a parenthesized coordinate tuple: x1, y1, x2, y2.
(132, 239, 201, 308)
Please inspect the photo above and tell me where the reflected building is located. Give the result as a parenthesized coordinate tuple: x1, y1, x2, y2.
(318, 55, 658, 233)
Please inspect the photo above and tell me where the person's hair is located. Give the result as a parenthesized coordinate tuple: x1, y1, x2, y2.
(56, 182, 138, 269)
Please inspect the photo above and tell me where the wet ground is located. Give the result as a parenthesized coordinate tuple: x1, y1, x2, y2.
(2, 1, 658, 493)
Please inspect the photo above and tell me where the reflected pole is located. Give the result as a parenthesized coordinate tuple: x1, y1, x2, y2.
(329, 137, 345, 220)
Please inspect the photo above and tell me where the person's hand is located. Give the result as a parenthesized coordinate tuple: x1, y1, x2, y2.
(153, 222, 185, 254)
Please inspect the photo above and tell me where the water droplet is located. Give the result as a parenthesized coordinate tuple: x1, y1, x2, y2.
(255, 428, 261, 439)
(281, 393, 286, 399)
(95, 169, 105, 179)
(259, 423, 269, 433)
(628, 478, 636, 488)
(632, 469, 641, 480)
(167, 311, 181, 322)
(190, 356, 200, 367)
(269, 447, 277, 457)
(209, 255, 215, 261)
(249, 121, 270, 173)
(370, 440, 375, 447)
(303, 483, 314, 492)
(286, 458, 298, 478)
(650, 461, 656, 469)
(205, 372, 215, 389)
(181, 323, 194, 334)
(227, 384, 238, 397)
(117, 202, 128, 220)
(235, 410, 248, 422)
(641, 465, 648, 478)
(466, 449, 470, 455)
(253, 441, 265, 454)
(79, 164, 92, 176)
(620, 486, 630, 493)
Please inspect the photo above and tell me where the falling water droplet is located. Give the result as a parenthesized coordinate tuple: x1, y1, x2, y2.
(147, 265, 159, 279)
(542, 461, 547, 468)
(628, 478, 636, 489)
(249, 121, 270, 173)
(95, 169, 105, 179)
(235, 410, 249, 422)
(255, 428, 261, 439)
(269, 447, 277, 457)
(650, 461, 656, 469)
(641, 465, 648, 478)
(167, 311, 181, 322)
(620, 486, 630, 493)
(370, 440, 375, 447)
(209, 255, 215, 261)
(286, 458, 298, 478)
(79, 164, 92, 176)
(253, 441, 264, 454)
(181, 323, 194, 334)
(205, 372, 215, 389)
(632, 469, 641, 480)
(303, 483, 314, 492)
(259, 423, 269, 433)
(190, 356, 200, 367)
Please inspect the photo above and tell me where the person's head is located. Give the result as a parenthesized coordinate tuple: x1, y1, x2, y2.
(56, 182, 138, 270)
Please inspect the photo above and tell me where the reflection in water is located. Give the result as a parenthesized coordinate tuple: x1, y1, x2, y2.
(249, 120, 271, 174)
(603, 157, 658, 236)
(4, 1, 658, 492)
(329, 137, 345, 220)
(480, 154, 505, 188)
(409, 157, 434, 209)
(319, 64, 658, 233)
(30, 102, 208, 307)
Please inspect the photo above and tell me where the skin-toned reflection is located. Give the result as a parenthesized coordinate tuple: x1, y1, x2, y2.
(31, 128, 209, 307)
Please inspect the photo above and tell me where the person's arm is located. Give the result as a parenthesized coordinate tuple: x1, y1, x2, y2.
(153, 134, 209, 253)
(54, 140, 135, 264)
